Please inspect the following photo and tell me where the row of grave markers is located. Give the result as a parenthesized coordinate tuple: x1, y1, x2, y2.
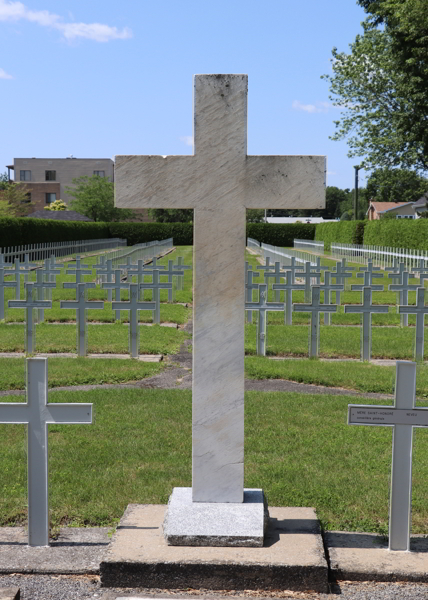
(0, 356, 423, 552)
(246, 257, 428, 361)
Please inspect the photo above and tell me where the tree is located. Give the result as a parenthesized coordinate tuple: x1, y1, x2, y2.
(246, 209, 265, 223)
(323, 0, 428, 173)
(147, 208, 193, 223)
(66, 175, 133, 222)
(366, 168, 428, 203)
(44, 199, 67, 211)
(0, 182, 33, 217)
(0, 172, 8, 190)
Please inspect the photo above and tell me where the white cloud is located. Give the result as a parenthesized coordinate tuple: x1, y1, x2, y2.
(0, 0, 132, 42)
(180, 135, 194, 147)
(292, 100, 331, 114)
(327, 171, 336, 176)
(0, 67, 13, 79)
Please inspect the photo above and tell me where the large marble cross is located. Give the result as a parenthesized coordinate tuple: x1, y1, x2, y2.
(115, 74, 325, 503)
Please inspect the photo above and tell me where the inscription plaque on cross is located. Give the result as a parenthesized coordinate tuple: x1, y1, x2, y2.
(348, 361, 425, 551)
(115, 74, 325, 516)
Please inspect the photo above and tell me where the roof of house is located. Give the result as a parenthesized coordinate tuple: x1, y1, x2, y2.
(26, 210, 93, 221)
(413, 193, 428, 209)
(368, 201, 409, 214)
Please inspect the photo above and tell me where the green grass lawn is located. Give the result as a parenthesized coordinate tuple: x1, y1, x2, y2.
(2, 388, 428, 535)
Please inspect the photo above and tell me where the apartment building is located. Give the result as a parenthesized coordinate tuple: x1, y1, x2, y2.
(7, 157, 114, 211)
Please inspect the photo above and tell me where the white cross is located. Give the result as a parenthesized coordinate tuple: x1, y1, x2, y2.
(389, 271, 419, 328)
(41, 259, 61, 301)
(60, 283, 104, 356)
(245, 266, 260, 324)
(398, 287, 428, 361)
(351, 270, 384, 293)
(318, 271, 344, 325)
(173, 257, 191, 291)
(8, 283, 52, 353)
(115, 74, 325, 503)
(272, 270, 305, 325)
(103, 270, 130, 321)
(68, 255, 90, 271)
(293, 286, 337, 357)
(139, 268, 172, 324)
(0, 267, 17, 320)
(344, 287, 389, 361)
(0, 357, 92, 546)
(65, 265, 93, 285)
(359, 260, 381, 274)
(9, 259, 34, 300)
(348, 361, 426, 551)
(29, 270, 56, 324)
(96, 259, 116, 301)
(411, 259, 428, 280)
(245, 283, 284, 356)
(296, 261, 321, 302)
(263, 262, 287, 302)
(281, 257, 304, 282)
(162, 260, 184, 303)
(331, 262, 353, 303)
(111, 283, 156, 357)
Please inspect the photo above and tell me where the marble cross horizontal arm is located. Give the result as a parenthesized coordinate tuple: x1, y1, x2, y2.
(115, 74, 326, 504)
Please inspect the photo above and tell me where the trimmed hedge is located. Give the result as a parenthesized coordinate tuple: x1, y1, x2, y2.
(108, 222, 193, 246)
(0, 217, 111, 249)
(315, 221, 365, 251)
(363, 219, 428, 251)
(246, 223, 315, 247)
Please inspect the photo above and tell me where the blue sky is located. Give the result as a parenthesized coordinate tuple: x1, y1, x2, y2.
(1, 0, 369, 190)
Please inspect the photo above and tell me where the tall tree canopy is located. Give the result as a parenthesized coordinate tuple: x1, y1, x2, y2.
(66, 175, 133, 222)
(323, 0, 428, 173)
(366, 168, 428, 203)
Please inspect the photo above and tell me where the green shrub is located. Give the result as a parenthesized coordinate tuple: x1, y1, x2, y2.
(363, 219, 428, 250)
(108, 222, 193, 246)
(246, 223, 315, 247)
(315, 221, 365, 251)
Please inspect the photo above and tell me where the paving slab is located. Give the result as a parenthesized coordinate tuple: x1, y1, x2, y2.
(0, 527, 109, 575)
(327, 531, 428, 582)
(100, 504, 328, 592)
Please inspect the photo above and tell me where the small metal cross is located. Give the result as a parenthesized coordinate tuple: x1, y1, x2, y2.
(293, 286, 337, 357)
(60, 283, 104, 356)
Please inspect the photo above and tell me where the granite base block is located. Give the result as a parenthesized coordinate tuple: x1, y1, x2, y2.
(163, 487, 268, 547)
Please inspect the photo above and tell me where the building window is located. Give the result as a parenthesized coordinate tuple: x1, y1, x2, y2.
(20, 170, 31, 181)
(46, 193, 56, 204)
(45, 170, 56, 181)
(21, 193, 31, 204)
(93, 170, 105, 177)
(396, 215, 415, 219)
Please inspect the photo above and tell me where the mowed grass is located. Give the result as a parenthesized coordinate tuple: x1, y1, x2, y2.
(0, 357, 164, 390)
(0, 323, 190, 355)
(2, 388, 428, 535)
(245, 356, 428, 398)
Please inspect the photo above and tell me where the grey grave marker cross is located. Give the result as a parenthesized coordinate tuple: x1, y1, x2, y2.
(68, 255, 90, 271)
(10, 258, 34, 300)
(411, 259, 428, 281)
(293, 286, 337, 357)
(245, 283, 284, 355)
(281, 257, 304, 282)
(344, 287, 389, 361)
(21, 254, 37, 284)
(297, 261, 321, 303)
(95, 259, 115, 302)
(331, 261, 353, 304)
(389, 271, 419, 328)
(245, 265, 260, 324)
(163, 260, 184, 303)
(173, 257, 191, 291)
(0, 267, 17, 320)
(398, 288, 428, 361)
(8, 283, 52, 353)
(273, 270, 305, 325)
(351, 270, 384, 294)
(139, 270, 172, 324)
(115, 74, 325, 509)
(111, 283, 156, 358)
(29, 270, 56, 324)
(0, 357, 92, 546)
(263, 262, 287, 302)
(348, 361, 426, 551)
(41, 259, 61, 301)
(102, 270, 130, 321)
(60, 283, 104, 356)
(318, 271, 343, 325)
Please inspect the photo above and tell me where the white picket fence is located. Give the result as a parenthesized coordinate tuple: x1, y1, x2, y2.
(101, 238, 174, 267)
(330, 242, 428, 271)
(247, 238, 317, 267)
(1, 238, 126, 263)
(294, 239, 324, 254)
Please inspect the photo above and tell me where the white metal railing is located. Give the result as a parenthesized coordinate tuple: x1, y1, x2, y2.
(294, 239, 324, 254)
(0, 238, 126, 263)
(247, 239, 317, 267)
(101, 238, 174, 268)
(330, 242, 428, 271)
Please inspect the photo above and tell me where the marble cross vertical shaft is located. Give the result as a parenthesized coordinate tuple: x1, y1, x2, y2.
(0, 357, 92, 546)
(60, 284, 104, 356)
(8, 283, 52, 353)
(293, 286, 337, 357)
(344, 287, 389, 361)
(115, 74, 325, 503)
(348, 361, 426, 551)
(398, 288, 428, 361)
(112, 284, 156, 358)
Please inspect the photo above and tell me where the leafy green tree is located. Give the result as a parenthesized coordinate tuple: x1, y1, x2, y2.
(147, 208, 193, 223)
(0, 182, 33, 217)
(246, 209, 265, 223)
(66, 175, 133, 222)
(0, 172, 8, 190)
(366, 168, 428, 203)
(323, 0, 428, 173)
(44, 199, 67, 211)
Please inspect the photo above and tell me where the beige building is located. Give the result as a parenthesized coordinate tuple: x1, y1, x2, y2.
(7, 157, 114, 211)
